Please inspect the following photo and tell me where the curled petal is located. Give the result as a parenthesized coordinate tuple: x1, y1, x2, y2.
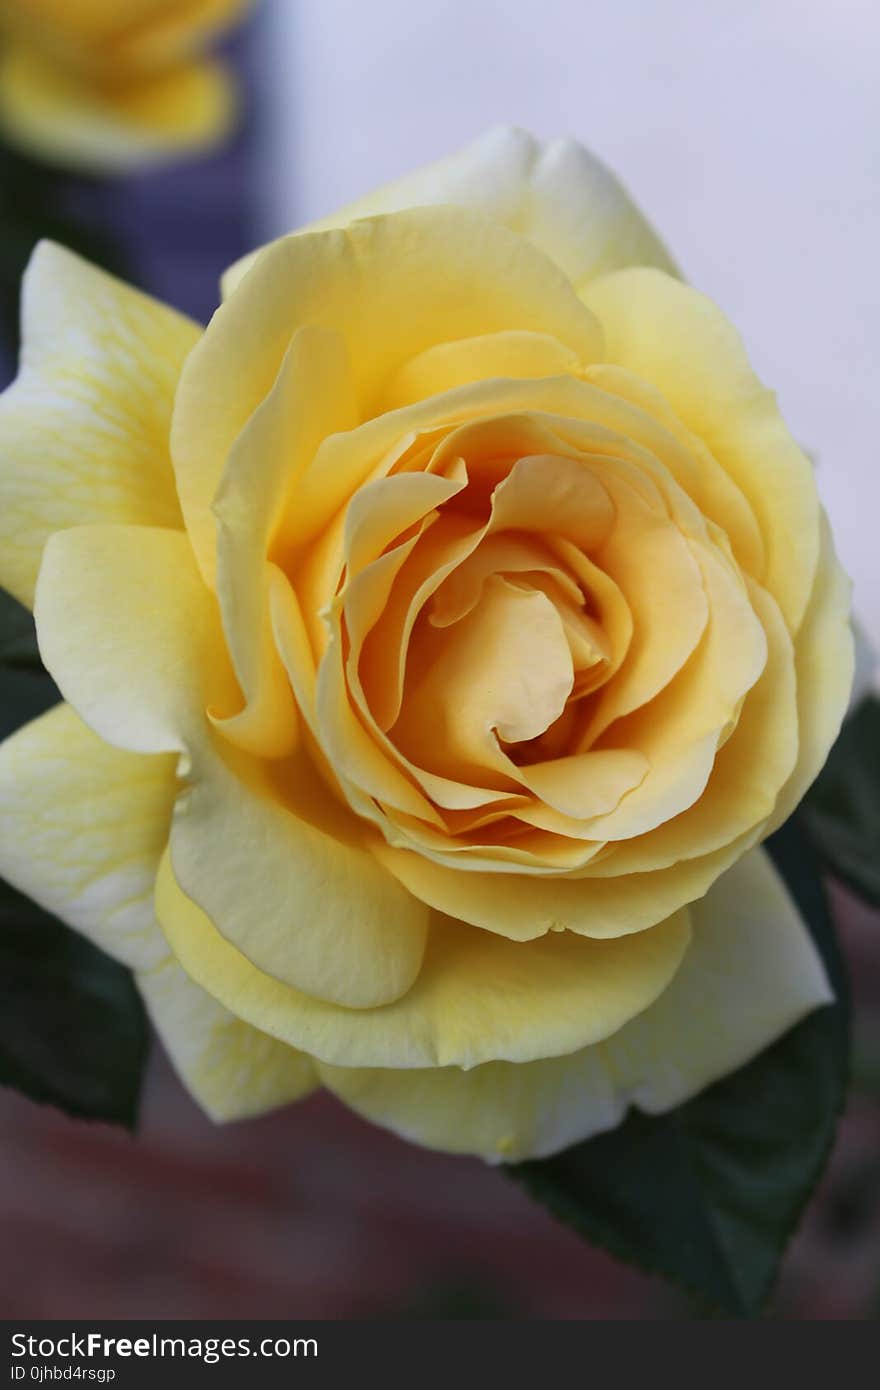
(175, 206, 603, 581)
(582, 269, 820, 632)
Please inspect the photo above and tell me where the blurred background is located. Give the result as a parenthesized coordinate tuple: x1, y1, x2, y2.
(1, 0, 879, 1320)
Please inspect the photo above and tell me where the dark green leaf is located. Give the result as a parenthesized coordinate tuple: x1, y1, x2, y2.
(0, 586, 58, 739)
(802, 695, 880, 907)
(0, 648, 145, 1126)
(0, 586, 42, 670)
(0, 666, 58, 742)
(0, 137, 132, 364)
(0, 877, 148, 1127)
(507, 818, 848, 1316)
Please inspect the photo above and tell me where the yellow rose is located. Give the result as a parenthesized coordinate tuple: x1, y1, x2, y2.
(0, 128, 853, 1161)
(0, 0, 252, 170)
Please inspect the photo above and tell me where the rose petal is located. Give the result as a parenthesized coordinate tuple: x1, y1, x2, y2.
(0, 243, 194, 607)
(223, 126, 678, 296)
(317, 848, 830, 1161)
(174, 205, 602, 581)
(139, 956, 318, 1123)
(0, 702, 175, 970)
(35, 523, 430, 1009)
(765, 512, 854, 830)
(394, 575, 574, 785)
(212, 323, 356, 758)
(156, 850, 691, 1069)
(373, 830, 750, 943)
(587, 580, 797, 874)
(573, 537, 768, 842)
(380, 329, 583, 413)
(583, 269, 820, 632)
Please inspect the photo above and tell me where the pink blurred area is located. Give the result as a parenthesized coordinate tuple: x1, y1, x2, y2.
(1, 879, 878, 1322)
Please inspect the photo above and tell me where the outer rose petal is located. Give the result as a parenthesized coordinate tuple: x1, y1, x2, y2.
(223, 126, 678, 297)
(138, 957, 317, 1123)
(0, 243, 196, 608)
(0, 695, 310, 1122)
(175, 205, 603, 582)
(765, 513, 854, 832)
(169, 739, 431, 1010)
(155, 850, 692, 1071)
(318, 849, 832, 1161)
(0, 44, 236, 173)
(35, 524, 431, 1010)
(212, 323, 357, 758)
(0, 702, 175, 971)
(35, 525, 238, 755)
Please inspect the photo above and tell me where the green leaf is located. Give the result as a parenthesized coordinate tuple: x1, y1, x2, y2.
(802, 695, 880, 907)
(0, 586, 42, 670)
(0, 877, 148, 1128)
(0, 666, 58, 744)
(0, 136, 133, 362)
(507, 818, 849, 1317)
(0, 634, 146, 1127)
(0, 586, 58, 740)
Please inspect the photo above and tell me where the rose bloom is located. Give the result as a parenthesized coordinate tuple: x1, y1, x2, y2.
(0, 129, 853, 1161)
(0, 0, 251, 171)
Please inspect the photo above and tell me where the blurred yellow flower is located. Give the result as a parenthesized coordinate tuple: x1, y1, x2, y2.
(0, 0, 253, 171)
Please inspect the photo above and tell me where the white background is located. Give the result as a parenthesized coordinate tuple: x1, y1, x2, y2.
(258, 0, 880, 660)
